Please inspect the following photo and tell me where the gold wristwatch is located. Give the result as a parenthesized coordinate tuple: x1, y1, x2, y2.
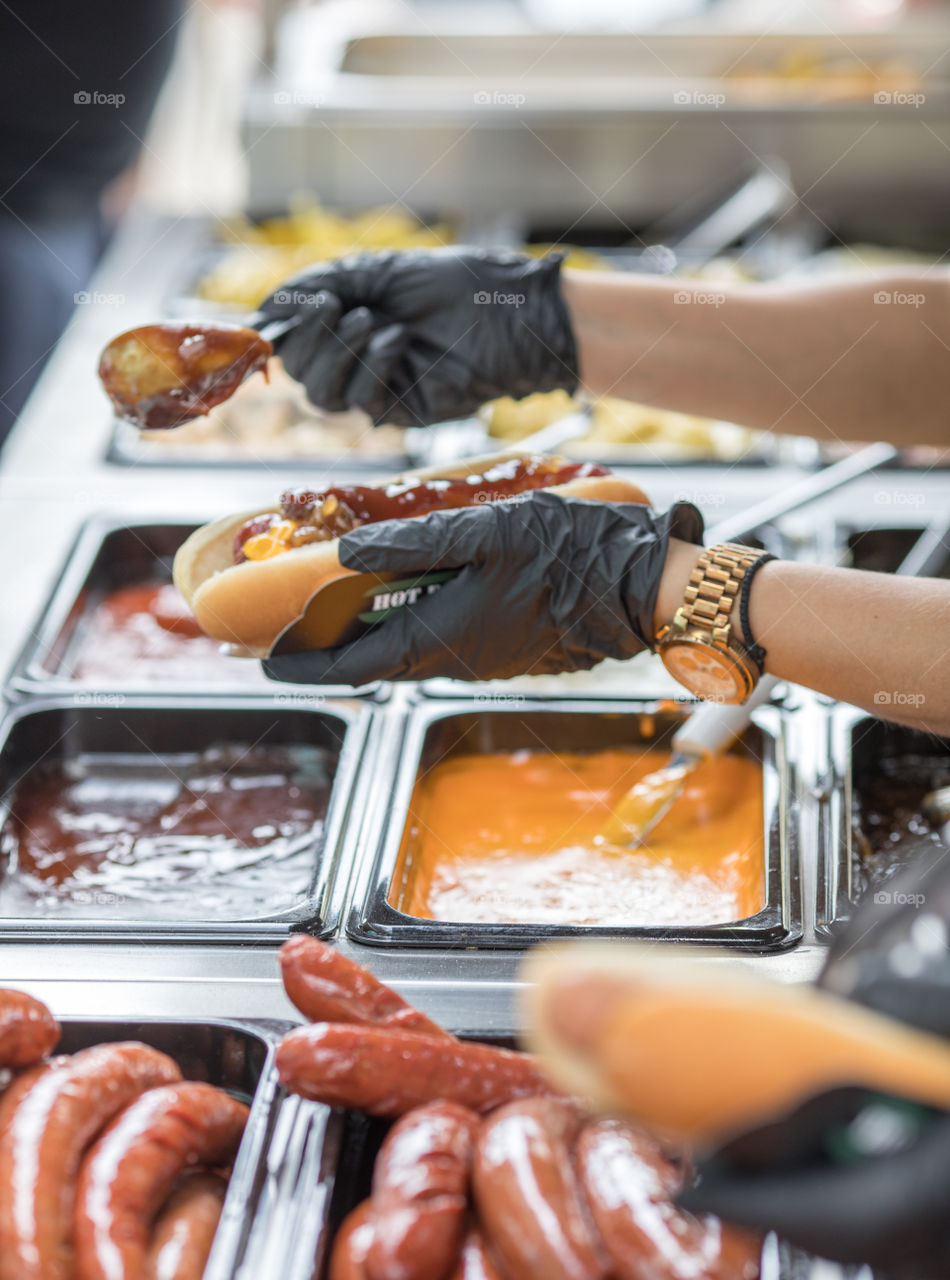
(655, 543, 768, 704)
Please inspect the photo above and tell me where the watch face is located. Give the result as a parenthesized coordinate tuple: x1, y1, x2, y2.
(661, 642, 743, 702)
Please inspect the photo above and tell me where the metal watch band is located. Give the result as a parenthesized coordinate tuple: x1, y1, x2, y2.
(674, 542, 768, 670)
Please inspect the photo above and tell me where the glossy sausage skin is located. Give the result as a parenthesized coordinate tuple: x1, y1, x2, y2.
(0, 989, 60, 1068)
(0, 1042, 183, 1280)
(279, 937, 450, 1039)
(575, 1118, 761, 1280)
(74, 1081, 248, 1280)
(146, 1172, 228, 1280)
(367, 1101, 480, 1280)
(473, 1097, 608, 1280)
(276, 1024, 556, 1118)
(330, 1201, 375, 1280)
(448, 1228, 506, 1280)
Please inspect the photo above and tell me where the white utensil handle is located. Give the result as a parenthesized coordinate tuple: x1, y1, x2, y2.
(671, 675, 779, 760)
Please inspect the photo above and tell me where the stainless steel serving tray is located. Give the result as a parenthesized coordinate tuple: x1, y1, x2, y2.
(819, 517, 950, 576)
(106, 415, 412, 472)
(818, 706, 950, 937)
(348, 698, 800, 952)
(49, 1014, 327, 1280)
(0, 695, 371, 942)
(7, 516, 382, 701)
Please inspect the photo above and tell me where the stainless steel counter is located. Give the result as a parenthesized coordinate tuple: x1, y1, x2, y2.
(3, 208, 948, 1033)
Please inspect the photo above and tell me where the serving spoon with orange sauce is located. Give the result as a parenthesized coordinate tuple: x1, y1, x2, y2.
(601, 676, 778, 847)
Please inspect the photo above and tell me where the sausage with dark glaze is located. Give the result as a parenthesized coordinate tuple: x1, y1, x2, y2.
(472, 1097, 608, 1280)
(367, 1101, 480, 1280)
(575, 1118, 761, 1280)
(276, 1023, 556, 1118)
(279, 937, 451, 1039)
(0, 1042, 183, 1280)
(74, 1081, 248, 1280)
(146, 1172, 228, 1280)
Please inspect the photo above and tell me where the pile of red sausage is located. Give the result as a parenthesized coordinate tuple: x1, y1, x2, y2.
(0, 990, 247, 1280)
(275, 937, 762, 1280)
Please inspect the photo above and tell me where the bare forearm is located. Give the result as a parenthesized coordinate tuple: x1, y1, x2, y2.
(655, 541, 950, 732)
(563, 270, 950, 445)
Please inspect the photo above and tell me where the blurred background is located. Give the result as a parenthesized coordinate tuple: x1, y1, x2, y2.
(2, 0, 948, 459)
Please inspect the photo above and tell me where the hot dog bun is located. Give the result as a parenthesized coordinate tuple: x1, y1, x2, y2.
(522, 943, 950, 1147)
(173, 452, 649, 656)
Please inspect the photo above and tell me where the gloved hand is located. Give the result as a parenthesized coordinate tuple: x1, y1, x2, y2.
(263, 492, 703, 686)
(250, 248, 579, 426)
(682, 853, 950, 1276)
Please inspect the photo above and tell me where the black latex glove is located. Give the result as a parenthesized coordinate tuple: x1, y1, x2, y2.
(683, 853, 950, 1276)
(681, 1087, 950, 1276)
(250, 247, 579, 426)
(263, 492, 703, 686)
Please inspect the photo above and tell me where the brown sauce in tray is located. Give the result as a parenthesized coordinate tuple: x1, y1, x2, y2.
(71, 582, 264, 684)
(390, 748, 764, 928)
(0, 744, 333, 919)
(852, 751, 950, 894)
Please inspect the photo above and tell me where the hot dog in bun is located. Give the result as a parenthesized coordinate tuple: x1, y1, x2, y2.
(173, 452, 649, 656)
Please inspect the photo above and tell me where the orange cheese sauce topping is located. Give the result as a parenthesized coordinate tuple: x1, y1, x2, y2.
(390, 749, 765, 927)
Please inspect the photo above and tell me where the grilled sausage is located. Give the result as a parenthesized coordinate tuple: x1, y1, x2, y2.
(276, 1024, 555, 1118)
(367, 1102, 480, 1280)
(279, 937, 450, 1039)
(0, 989, 60, 1068)
(0, 1042, 183, 1280)
(472, 1097, 608, 1280)
(447, 1227, 506, 1280)
(330, 1201, 375, 1280)
(146, 1172, 228, 1280)
(575, 1118, 761, 1280)
(74, 1081, 248, 1280)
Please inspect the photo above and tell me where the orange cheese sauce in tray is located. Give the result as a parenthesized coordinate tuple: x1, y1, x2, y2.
(389, 748, 765, 927)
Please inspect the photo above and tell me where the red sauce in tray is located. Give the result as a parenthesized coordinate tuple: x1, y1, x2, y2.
(0, 745, 332, 918)
(71, 582, 263, 683)
(235, 456, 610, 561)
